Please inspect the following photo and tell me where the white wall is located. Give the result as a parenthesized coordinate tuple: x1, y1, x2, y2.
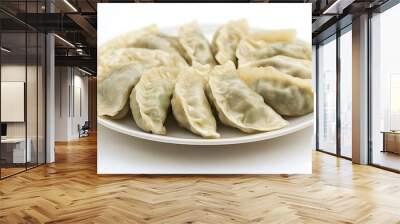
(54, 67, 89, 141)
(55, 66, 69, 141)
(71, 73, 89, 139)
(1, 82, 25, 122)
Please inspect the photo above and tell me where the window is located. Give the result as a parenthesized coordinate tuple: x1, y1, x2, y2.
(316, 26, 353, 159)
(339, 27, 352, 158)
(317, 36, 337, 154)
(389, 74, 400, 130)
(370, 2, 400, 171)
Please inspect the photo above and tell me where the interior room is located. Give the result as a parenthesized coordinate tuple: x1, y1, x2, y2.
(1, 0, 400, 223)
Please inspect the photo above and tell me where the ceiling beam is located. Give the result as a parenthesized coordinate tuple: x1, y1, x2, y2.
(13, 13, 82, 32)
(312, 15, 335, 33)
(67, 13, 97, 46)
(55, 55, 96, 72)
(322, 0, 356, 14)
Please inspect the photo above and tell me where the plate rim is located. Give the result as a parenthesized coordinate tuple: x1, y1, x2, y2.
(98, 114, 314, 146)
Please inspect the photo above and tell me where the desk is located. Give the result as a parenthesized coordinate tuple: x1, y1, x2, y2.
(1, 138, 31, 163)
(381, 131, 400, 154)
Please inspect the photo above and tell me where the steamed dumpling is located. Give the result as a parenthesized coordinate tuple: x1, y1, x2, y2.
(237, 39, 311, 66)
(98, 64, 148, 118)
(121, 32, 189, 65)
(206, 62, 288, 133)
(171, 67, 220, 138)
(99, 25, 159, 56)
(178, 22, 216, 66)
(238, 66, 314, 116)
(130, 67, 179, 135)
(237, 39, 312, 66)
(99, 25, 188, 63)
(244, 29, 296, 43)
(98, 48, 186, 81)
(236, 29, 311, 66)
(98, 48, 185, 119)
(240, 55, 312, 79)
(212, 19, 249, 65)
(152, 32, 191, 63)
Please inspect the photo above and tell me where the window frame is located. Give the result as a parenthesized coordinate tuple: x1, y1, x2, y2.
(315, 24, 353, 161)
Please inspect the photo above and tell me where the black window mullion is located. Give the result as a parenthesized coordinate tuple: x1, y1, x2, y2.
(336, 27, 341, 157)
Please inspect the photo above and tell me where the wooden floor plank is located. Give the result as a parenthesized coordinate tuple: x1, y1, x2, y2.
(1, 134, 400, 223)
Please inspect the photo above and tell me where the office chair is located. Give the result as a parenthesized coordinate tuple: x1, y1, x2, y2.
(79, 121, 90, 138)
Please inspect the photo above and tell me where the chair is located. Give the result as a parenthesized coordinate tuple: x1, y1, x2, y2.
(79, 121, 90, 138)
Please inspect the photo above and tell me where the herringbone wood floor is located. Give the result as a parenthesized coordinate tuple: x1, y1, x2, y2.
(1, 134, 400, 224)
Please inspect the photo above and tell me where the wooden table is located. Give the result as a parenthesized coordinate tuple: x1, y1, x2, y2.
(381, 131, 400, 154)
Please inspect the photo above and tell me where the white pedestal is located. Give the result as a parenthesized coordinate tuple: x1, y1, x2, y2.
(98, 125, 312, 174)
(12, 139, 32, 163)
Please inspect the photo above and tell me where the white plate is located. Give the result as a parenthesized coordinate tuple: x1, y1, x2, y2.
(98, 113, 313, 146)
(98, 24, 314, 146)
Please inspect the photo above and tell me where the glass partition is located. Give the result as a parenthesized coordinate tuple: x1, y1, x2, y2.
(1, 30, 28, 177)
(0, 1, 46, 179)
